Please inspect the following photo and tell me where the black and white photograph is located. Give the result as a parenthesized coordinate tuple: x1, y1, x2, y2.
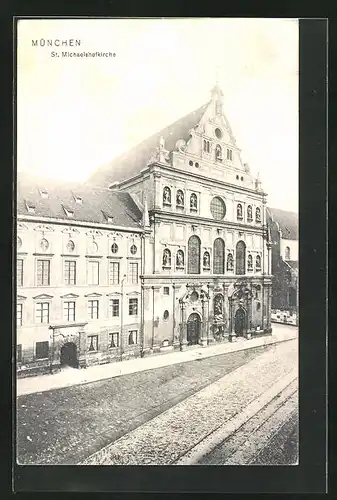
(15, 17, 299, 468)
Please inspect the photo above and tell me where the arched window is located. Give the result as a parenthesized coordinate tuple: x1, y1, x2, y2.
(190, 193, 198, 211)
(236, 240, 246, 275)
(237, 203, 243, 220)
(176, 190, 184, 207)
(247, 205, 253, 222)
(163, 187, 171, 205)
(176, 250, 184, 268)
(213, 238, 225, 274)
(256, 255, 261, 271)
(188, 235, 201, 274)
(227, 252, 234, 271)
(214, 294, 224, 317)
(215, 144, 222, 161)
(285, 246, 291, 260)
(247, 254, 253, 271)
(203, 251, 210, 269)
(255, 207, 261, 222)
(162, 248, 171, 268)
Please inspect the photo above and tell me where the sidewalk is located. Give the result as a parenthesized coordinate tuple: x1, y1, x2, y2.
(16, 324, 298, 397)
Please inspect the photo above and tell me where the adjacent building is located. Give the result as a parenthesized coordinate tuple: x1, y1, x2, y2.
(16, 84, 274, 376)
(267, 207, 298, 325)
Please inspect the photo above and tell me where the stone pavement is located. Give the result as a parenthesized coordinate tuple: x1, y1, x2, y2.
(17, 324, 297, 397)
(80, 338, 297, 465)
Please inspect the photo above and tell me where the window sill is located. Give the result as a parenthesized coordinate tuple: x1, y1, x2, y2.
(35, 357, 49, 361)
(163, 203, 172, 208)
(176, 266, 185, 270)
(162, 266, 172, 270)
(190, 209, 198, 213)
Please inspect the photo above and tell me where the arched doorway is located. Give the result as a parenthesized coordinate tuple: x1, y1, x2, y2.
(60, 342, 78, 368)
(187, 313, 201, 345)
(234, 308, 246, 336)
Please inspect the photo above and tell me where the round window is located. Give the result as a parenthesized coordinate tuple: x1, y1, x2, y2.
(163, 310, 169, 320)
(111, 243, 118, 254)
(40, 238, 49, 251)
(215, 128, 223, 139)
(190, 291, 199, 302)
(130, 244, 137, 255)
(67, 240, 75, 252)
(17, 236, 22, 249)
(210, 197, 226, 220)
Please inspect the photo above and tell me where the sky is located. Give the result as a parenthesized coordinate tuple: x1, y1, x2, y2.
(17, 18, 298, 212)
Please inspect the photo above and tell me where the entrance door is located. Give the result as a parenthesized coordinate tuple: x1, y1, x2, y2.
(234, 308, 246, 336)
(60, 342, 78, 368)
(187, 313, 201, 345)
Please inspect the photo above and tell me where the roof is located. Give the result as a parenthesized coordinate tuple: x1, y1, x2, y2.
(17, 172, 143, 229)
(286, 260, 298, 270)
(89, 102, 210, 187)
(267, 207, 298, 240)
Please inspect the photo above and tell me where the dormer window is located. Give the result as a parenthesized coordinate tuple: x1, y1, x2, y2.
(63, 205, 74, 218)
(73, 194, 83, 204)
(226, 149, 233, 161)
(102, 211, 113, 223)
(25, 201, 35, 214)
(39, 189, 48, 199)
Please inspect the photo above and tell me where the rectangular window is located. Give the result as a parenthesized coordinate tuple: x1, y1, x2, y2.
(128, 262, 138, 284)
(35, 340, 49, 360)
(163, 287, 170, 295)
(36, 259, 50, 286)
(17, 259, 23, 286)
(109, 261, 120, 285)
(88, 334, 98, 351)
(88, 300, 99, 320)
(63, 301, 76, 322)
(109, 298, 120, 317)
(88, 261, 99, 285)
(17, 303, 23, 326)
(17, 344, 22, 363)
(109, 332, 119, 348)
(128, 330, 138, 345)
(129, 298, 138, 316)
(64, 260, 76, 285)
(227, 149, 233, 161)
(35, 302, 50, 324)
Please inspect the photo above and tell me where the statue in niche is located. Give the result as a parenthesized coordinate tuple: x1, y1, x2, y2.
(176, 250, 184, 267)
(163, 187, 171, 204)
(176, 190, 184, 206)
(247, 205, 253, 220)
(214, 294, 223, 318)
(203, 252, 210, 268)
(215, 144, 222, 161)
(190, 193, 197, 210)
(163, 249, 171, 267)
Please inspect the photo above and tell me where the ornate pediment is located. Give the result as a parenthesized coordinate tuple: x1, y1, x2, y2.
(61, 227, 80, 234)
(34, 224, 54, 233)
(84, 292, 102, 298)
(107, 232, 123, 239)
(17, 223, 28, 231)
(60, 293, 79, 299)
(33, 293, 53, 300)
(17, 295, 27, 301)
(86, 229, 103, 237)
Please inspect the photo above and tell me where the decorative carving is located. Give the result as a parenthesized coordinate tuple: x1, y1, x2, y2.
(61, 227, 80, 234)
(34, 225, 54, 233)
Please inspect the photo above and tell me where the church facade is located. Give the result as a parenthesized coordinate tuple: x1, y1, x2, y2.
(16, 85, 273, 377)
(92, 84, 273, 352)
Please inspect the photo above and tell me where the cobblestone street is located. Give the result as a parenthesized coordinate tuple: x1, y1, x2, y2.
(17, 328, 298, 466)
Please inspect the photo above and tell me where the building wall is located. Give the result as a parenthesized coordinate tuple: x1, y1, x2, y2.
(280, 238, 298, 262)
(16, 220, 143, 375)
